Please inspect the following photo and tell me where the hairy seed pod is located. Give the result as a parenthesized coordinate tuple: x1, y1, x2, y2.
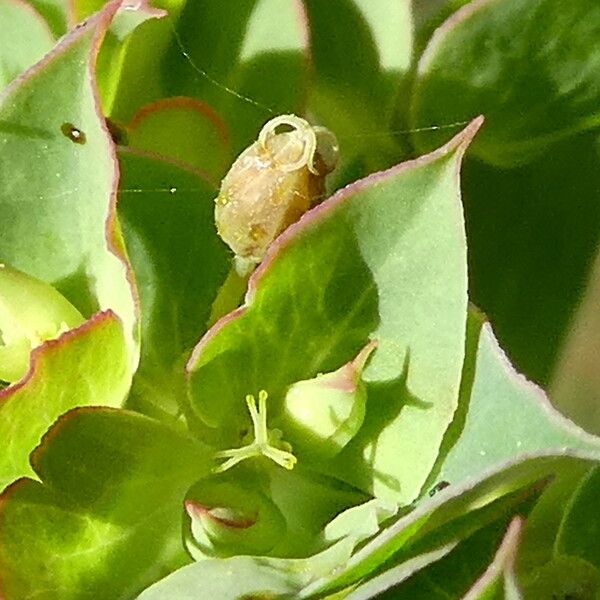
(214, 115, 339, 273)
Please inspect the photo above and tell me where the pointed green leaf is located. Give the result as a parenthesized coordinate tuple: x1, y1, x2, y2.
(411, 0, 600, 166)
(305, 313, 600, 596)
(0, 408, 211, 600)
(436, 323, 600, 486)
(188, 120, 481, 503)
(0, 312, 128, 491)
(0, 0, 137, 363)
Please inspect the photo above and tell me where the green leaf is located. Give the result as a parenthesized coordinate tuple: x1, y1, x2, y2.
(351, 0, 413, 74)
(165, 0, 309, 154)
(411, 0, 600, 166)
(436, 322, 600, 486)
(346, 514, 519, 599)
(460, 518, 523, 600)
(117, 148, 230, 419)
(26, 0, 69, 37)
(550, 242, 600, 432)
(304, 455, 566, 597)
(0, 0, 54, 89)
(126, 97, 231, 182)
(95, 0, 167, 117)
(556, 466, 600, 571)
(516, 463, 591, 575)
(0, 407, 211, 600)
(0, 263, 84, 381)
(187, 120, 481, 504)
(305, 310, 600, 596)
(0, 312, 129, 491)
(106, 1, 188, 122)
(0, 1, 138, 362)
(137, 556, 300, 599)
(461, 131, 600, 386)
(304, 0, 408, 187)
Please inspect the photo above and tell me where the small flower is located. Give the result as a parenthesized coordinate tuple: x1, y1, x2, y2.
(213, 390, 297, 473)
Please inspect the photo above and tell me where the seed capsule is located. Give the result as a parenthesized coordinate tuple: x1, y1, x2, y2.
(214, 115, 338, 274)
(281, 341, 377, 460)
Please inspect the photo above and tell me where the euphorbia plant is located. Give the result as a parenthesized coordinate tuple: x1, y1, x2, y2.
(1, 1, 600, 599)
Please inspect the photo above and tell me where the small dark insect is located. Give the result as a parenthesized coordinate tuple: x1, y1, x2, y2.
(428, 481, 450, 497)
(61, 122, 86, 145)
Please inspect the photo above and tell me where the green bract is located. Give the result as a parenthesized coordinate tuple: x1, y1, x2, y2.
(281, 341, 375, 460)
(0, 263, 84, 382)
(1, 1, 600, 599)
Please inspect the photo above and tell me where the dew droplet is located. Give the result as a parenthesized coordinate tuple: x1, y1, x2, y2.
(61, 122, 86, 145)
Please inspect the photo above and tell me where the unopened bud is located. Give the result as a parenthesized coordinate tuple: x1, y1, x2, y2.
(184, 477, 286, 559)
(282, 341, 377, 460)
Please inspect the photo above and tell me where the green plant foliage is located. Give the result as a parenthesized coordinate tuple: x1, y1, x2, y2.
(0, 0, 137, 358)
(125, 98, 231, 181)
(0, 0, 54, 89)
(0, 312, 128, 490)
(411, 0, 600, 166)
(0, 408, 211, 600)
(187, 121, 476, 504)
(116, 148, 229, 418)
(1, 0, 600, 598)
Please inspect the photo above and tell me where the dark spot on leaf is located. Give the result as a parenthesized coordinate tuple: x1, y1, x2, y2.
(428, 481, 450, 497)
(105, 118, 128, 145)
(61, 123, 86, 145)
